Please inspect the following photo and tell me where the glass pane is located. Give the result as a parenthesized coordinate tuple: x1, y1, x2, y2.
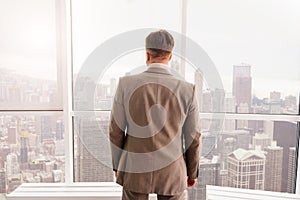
(74, 111, 114, 182)
(0, 113, 65, 195)
(187, 118, 299, 199)
(186, 0, 300, 114)
(72, 0, 182, 110)
(0, 0, 62, 110)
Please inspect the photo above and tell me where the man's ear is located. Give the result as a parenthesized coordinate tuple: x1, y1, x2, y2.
(168, 53, 172, 61)
(146, 51, 151, 62)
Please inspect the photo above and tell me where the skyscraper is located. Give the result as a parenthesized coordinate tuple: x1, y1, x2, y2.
(227, 148, 265, 190)
(273, 121, 298, 192)
(287, 147, 296, 193)
(212, 88, 225, 112)
(221, 137, 237, 169)
(20, 135, 29, 169)
(6, 153, 20, 177)
(0, 169, 6, 193)
(7, 126, 17, 144)
(232, 63, 252, 108)
(264, 141, 283, 192)
(194, 69, 203, 110)
(252, 133, 271, 150)
(187, 156, 220, 200)
(75, 116, 113, 182)
(40, 116, 53, 142)
(55, 120, 63, 140)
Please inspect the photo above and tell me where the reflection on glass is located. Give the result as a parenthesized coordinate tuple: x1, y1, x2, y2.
(0, 114, 65, 194)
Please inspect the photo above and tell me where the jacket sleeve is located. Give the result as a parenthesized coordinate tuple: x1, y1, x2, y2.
(182, 85, 202, 179)
(109, 78, 127, 172)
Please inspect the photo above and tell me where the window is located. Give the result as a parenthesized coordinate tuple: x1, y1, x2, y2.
(0, 0, 66, 195)
(1, 0, 300, 199)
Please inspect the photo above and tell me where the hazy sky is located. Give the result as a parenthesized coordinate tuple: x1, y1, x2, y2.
(0, 0, 299, 98)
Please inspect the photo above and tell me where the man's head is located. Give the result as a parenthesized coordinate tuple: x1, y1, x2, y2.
(145, 29, 174, 65)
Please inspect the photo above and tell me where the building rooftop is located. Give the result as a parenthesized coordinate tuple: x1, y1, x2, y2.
(230, 148, 265, 161)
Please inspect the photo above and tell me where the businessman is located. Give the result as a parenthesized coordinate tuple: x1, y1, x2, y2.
(109, 29, 201, 200)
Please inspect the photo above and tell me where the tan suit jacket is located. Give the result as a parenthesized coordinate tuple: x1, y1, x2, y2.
(109, 63, 201, 195)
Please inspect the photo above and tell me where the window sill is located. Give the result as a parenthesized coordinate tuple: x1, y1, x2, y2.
(7, 183, 157, 200)
(207, 185, 300, 200)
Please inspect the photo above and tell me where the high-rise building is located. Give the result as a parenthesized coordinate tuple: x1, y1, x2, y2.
(0, 145, 10, 169)
(7, 126, 17, 144)
(212, 88, 225, 112)
(40, 116, 53, 142)
(269, 92, 281, 114)
(20, 134, 29, 169)
(187, 156, 220, 200)
(287, 147, 296, 193)
(110, 78, 117, 97)
(273, 121, 298, 192)
(232, 63, 252, 108)
(264, 141, 283, 192)
(6, 153, 20, 177)
(170, 59, 185, 79)
(0, 169, 6, 193)
(221, 137, 237, 169)
(201, 132, 217, 158)
(75, 116, 113, 182)
(284, 95, 297, 112)
(236, 103, 249, 129)
(194, 70, 203, 110)
(202, 91, 212, 112)
(227, 148, 265, 190)
(252, 133, 271, 150)
(55, 120, 64, 140)
(220, 130, 250, 151)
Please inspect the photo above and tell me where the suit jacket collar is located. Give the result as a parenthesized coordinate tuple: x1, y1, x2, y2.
(145, 63, 172, 75)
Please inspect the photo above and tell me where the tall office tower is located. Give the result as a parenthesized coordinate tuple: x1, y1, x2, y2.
(110, 78, 117, 97)
(7, 126, 17, 145)
(284, 95, 297, 112)
(170, 59, 185, 79)
(219, 169, 228, 187)
(232, 63, 252, 109)
(40, 116, 53, 142)
(227, 148, 265, 190)
(75, 116, 113, 182)
(202, 91, 212, 112)
(236, 103, 249, 129)
(212, 88, 225, 112)
(248, 120, 264, 134)
(221, 137, 237, 169)
(187, 156, 220, 200)
(220, 130, 250, 151)
(56, 120, 64, 140)
(224, 95, 236, 130)
(201, 132, 217, 158)
(20, 135, 29, 169)
(264, 141, 283, 192)
(273, 121, 298, 192)
(0, 169, 6, 193)
(287, 147, 296, 193)
(0, 145, 10, 169)
(6, 153, 20, 177)
(252, 133, 271, 150)
(264, 121, 274, 141)
(194, 70, 203, 110)
(269, 91, 282, 114)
